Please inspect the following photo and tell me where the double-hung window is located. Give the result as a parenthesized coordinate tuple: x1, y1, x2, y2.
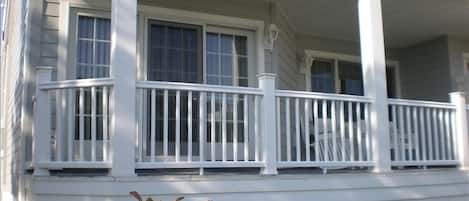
(307, 53, 399, 120)
(73, 15, 111, 144)
(76, 16, 111, 79)
(309, 57, 398, 98)
(145, 20, 255, 154)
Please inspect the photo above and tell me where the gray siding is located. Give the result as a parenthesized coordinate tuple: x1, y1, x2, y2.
(398, 36, 452, 101)
(40, 0, 59, 67)
(1, 0, 28, 200)
(447, 36, 469, 99)
(273, 7, 298, 90)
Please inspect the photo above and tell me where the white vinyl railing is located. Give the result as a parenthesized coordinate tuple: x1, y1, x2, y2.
(35, 78, 113, 169)
(388, 99, 458, 167)
(32, 69, 467, 174)
(275, 90, 374, 169)
(135, 81, 264, 169)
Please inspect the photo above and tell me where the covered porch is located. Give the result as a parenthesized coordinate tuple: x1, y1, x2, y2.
(30, 0, 469, 176)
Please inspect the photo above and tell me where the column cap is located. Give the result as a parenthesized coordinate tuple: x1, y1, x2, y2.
(257, 73, 276, 79)
(449, 91, 466, 96)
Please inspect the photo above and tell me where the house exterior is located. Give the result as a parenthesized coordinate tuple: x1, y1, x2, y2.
(1, 0, 469, 201)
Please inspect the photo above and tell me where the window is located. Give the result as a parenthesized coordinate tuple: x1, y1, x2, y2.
(309, 56, 398, 98)
(73, 15, 111, 141)
(144, 20, 254, 149)
(206, 33, 248, 87)
(147, 20, 203, 83)
(76, 16, 111, 79)
(338, 61, 363, 96)
(310, 59, 335, 93)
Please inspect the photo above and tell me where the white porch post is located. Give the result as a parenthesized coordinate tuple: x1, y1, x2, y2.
(358, 0, 392, 172)
(450, 92, 469, 170)
(33, 66, 54, 176)
(258, 73, 278, 175)
(110, 0, 137, 177)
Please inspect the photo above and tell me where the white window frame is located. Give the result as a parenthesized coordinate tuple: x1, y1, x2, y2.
(303, 50, 402, 98)
(63, 8, 111, 80)
(139, 6, 262, 87)
(60, 4, 265, 84)
(205, 26, 256, 87)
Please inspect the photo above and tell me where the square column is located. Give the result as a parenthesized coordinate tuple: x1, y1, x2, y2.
(258, 73, 278, 175)
(358, 0, 392, 172)
(450, 92, 469, 170)
(110, 0, 137, 177)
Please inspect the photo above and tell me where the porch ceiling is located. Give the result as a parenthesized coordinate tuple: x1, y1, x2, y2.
(276, 0, 469, 48)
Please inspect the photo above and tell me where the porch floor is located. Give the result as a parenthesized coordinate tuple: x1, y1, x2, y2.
(29, 168, 469, 201)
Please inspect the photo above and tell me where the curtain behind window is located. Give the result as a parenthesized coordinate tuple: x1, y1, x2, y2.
(311, 60, 335, 93)
(147, 20, 202, 83)
(76, 16, 111, 79)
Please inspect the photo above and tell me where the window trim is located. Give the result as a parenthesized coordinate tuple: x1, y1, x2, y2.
(141, 11, 260, 87)
(205, 26, 256, 87)
(62, 4, 265, 84)
(303, 49, 401, 98)
(146, 19, 204, 83)
(66, 9, 111, 80)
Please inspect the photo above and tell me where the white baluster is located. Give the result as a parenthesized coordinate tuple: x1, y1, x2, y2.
(412, 106, 420, 161)
(222, 93, 227, 162)
(305, 99, 311, 161)
(331, 100, 337, 161)
(175, 90, 181, 162)
(244, 94, 249, 162)
(163, 90, 169, 159)
(91, 87, 97, 161)
(150, 89, 156, 162)
(295, 98, 301, 161)
(391, 105, 398, 161)
(67, 88, 74, 161)
(285, 98, 291, 161)
(211, 93, 216, 162)
(78, 88, 85, 161)
(233, 94, 238, 162)
(322, 100, 328, 162)
(313, 100, 319, 161)
(340, 101, 345, 161)
(405, 106, 412, 161)
(188, 91, 193, 162)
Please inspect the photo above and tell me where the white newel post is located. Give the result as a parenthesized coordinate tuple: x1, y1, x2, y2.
(33, 66, 53, 176)
(450, 92, 469, 170)
(110, 0, 137, 176)
(258, 73, 278, 175)
(358, 0, 392, 172)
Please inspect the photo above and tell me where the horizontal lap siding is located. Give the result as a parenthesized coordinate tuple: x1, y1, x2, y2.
(1, 0, 27, 199)
(274, 7, 300, 91)
(40, 0, 59, 68)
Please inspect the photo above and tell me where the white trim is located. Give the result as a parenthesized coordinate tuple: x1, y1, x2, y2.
(64, 7, 111, 80)
(36, 161, 112, 170)
(60, 3, 265, 82)
(303, 49, 401, 98)
(136, 81, 263, 95)
(139, 6, 264, 87)
(138, 5, 264, 31)
(388, 98, 455, 109)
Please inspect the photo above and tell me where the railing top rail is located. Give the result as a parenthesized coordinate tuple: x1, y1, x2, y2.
(275, 90, 372, 103)
(39, 78, 114, 90)
(388, 98, 455, 109)
(136, 80, 263, 95)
